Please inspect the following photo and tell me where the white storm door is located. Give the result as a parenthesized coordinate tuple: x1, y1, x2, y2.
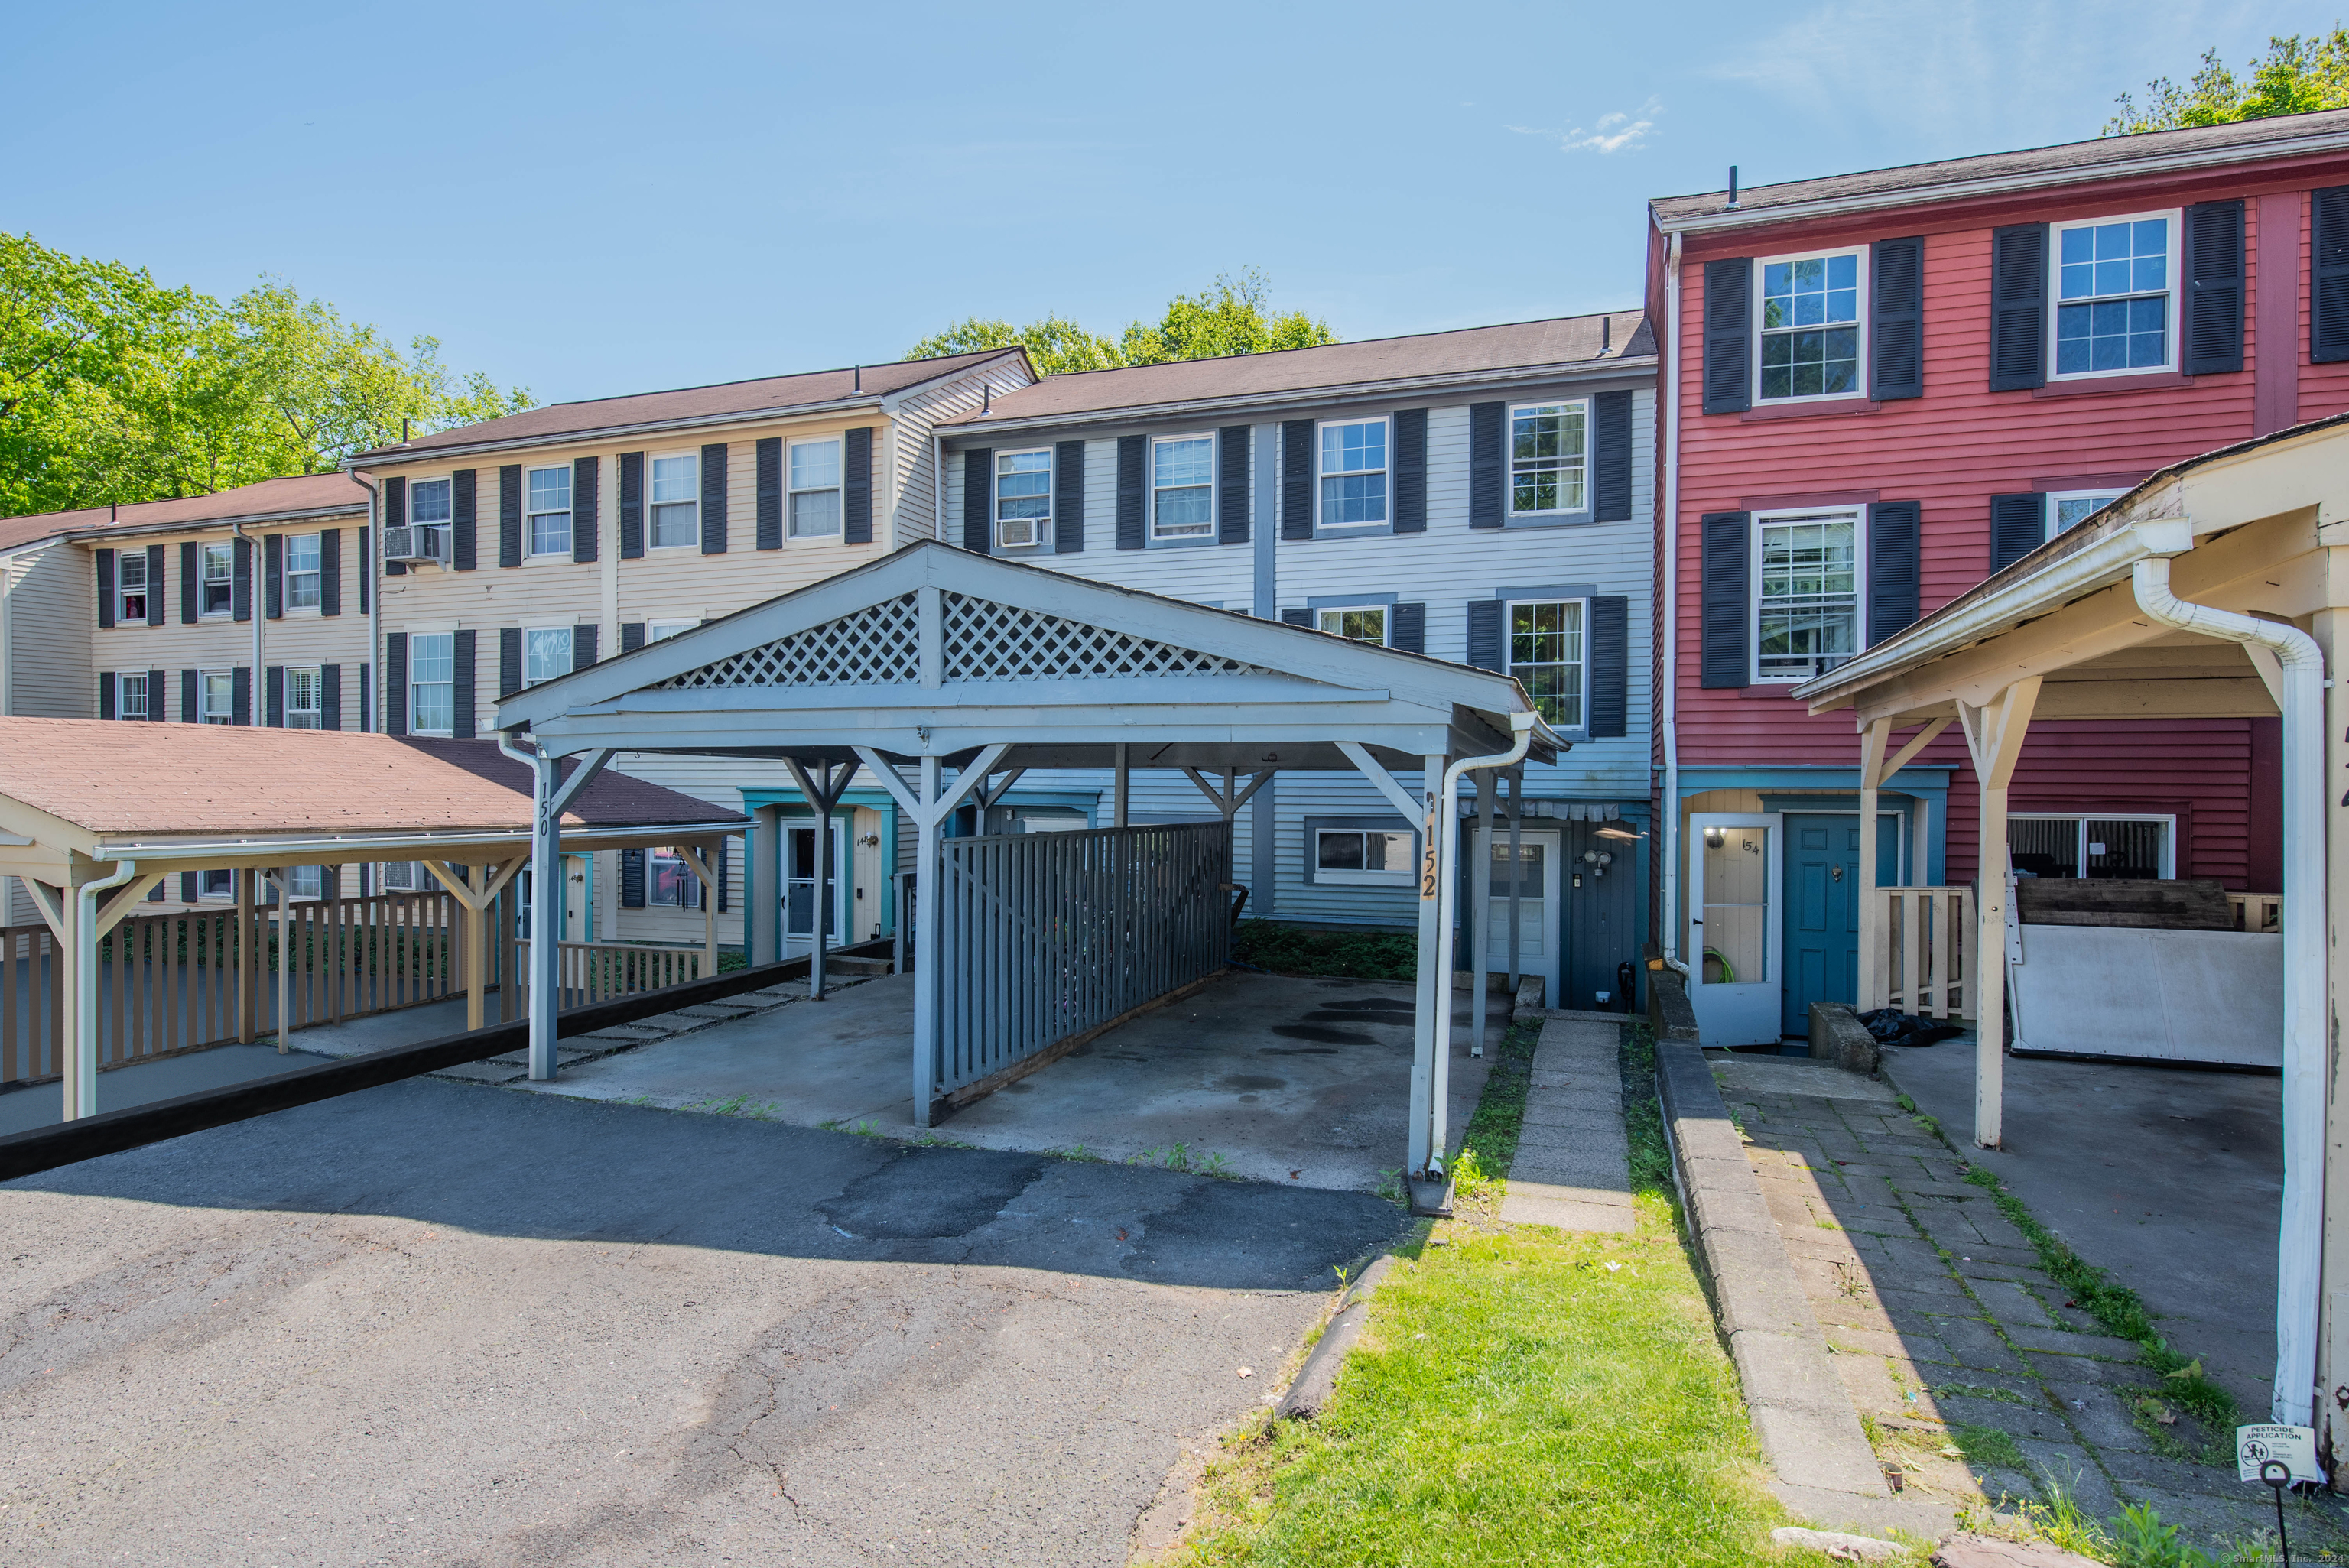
(785, 820, 850, 953)
(1688, 813, 1783, 1047)
(1485, 829, 1561, 1004)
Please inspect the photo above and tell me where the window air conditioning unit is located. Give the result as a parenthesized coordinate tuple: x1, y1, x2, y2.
(382, 524, 446, 563)
(996, 518, 1038, 549)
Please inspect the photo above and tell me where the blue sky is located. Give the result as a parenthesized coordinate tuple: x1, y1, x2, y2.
(6, 0, 2315, 407)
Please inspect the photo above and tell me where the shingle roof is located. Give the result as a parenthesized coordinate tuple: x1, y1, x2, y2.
(1650, 107, 2349, 229)
(0, 721, 740, 838)
(0, 473, 369, 556)
(351, 348, 1026, 463)
(938, 312, 1653, 427)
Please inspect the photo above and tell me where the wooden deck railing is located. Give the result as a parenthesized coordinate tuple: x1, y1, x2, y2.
(510, 940, 705, 1014)
(1867, 886, 1969, 1020)
(2227, 891, 2282, 933)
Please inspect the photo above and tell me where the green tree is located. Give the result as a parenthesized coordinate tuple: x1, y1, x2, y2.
(2107, 29, 2349, 134)
(905, 312, 1124, 377)
(907, 269, 1337, 377)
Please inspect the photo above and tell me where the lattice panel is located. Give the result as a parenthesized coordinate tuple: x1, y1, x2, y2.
(658, 595, 919, 688)
(942, 594, 1263, 681)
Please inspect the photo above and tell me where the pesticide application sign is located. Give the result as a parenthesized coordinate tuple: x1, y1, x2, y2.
(2237, 1424, 2322, 1484)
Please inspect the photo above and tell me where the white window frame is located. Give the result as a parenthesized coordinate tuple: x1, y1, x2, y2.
(524, 626, 574, 687)
(199, 541, 235, 618)
(284, 533, 322, 610)
(1504, 597, 1588, 730)
(284, 665, 323, 729)
(1150, 433, 1217, 542)
(200, 868, 236, 901)
(1315, 417, 1389, 531)
(993, 447, 1051, 550)
(1314, 603, 1390, 644)
(116, 671, 148, 720)
(409, 631, 456, 736)
(1506, 399, 1592, 518)
(284, 865, 325, 901)
(2045, 489, 2127, 544)
(647, 618, 697, 643)
(525, 465, 573, 557)
(200, 668, 236, 725)
(379, 861, 422, 893)
(116, 549, 149, 623)
(2007, 813, 2178, 880)
(787, 437, 845, 541)
(408, 476, 454, 529)
(648, 846, 700, 908)
(1311, 825, 1417, 887)
(1752, 506, 1866, 683)
(647, 451, 700, 550)
(1753, 245, 1869, 405)
(2048, 208, 2180, 382)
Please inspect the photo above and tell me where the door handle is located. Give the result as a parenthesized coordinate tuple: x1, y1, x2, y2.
(1831, 864, 1844, 881)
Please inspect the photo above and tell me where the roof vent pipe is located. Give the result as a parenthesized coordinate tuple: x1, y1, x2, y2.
(983, 381, 991, 414)
(1601, 316, 1611, 354)
(1725, 166, 1739, 209)
(853, 364, 862, 392)
(402, 418, 411, 443)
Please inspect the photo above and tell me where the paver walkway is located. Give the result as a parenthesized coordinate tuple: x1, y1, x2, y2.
(1710, 1052, 2345, 1552)
(1499, 1015, 1633, 1232)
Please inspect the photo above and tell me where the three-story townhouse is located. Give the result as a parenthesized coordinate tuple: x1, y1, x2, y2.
(347, 349, 1032, 953)
(1646, 109, 2349, 1045)
(936, 313, 1658, 1010)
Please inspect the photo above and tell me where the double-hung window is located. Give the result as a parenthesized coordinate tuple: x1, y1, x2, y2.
(994, 449, 1050, 549)
(200, 670, 236, 724)
(1756, 509, 1861, 680)
(200, 542, 234, 616)
(284, 534, 321, 609)
(1757, 250, 1863, 401)
(117, 550, 148, 622)
(116, 672, 148, 720)
(648, 618, 696, 642)
(788, 439, 843, 538)
(1318, 420, 1387, 528)
(379, 861, 421, 893)
(287, 866, 324, 900)
(2048, 489, 2126, 541)
(648, 846, 703, 907)
(1508, 599, 1585, 728)
(1152, 435, 1215, 541)
(2054, 213, 2174, 377)
(1509, 401, 1589, 515)
(1314, 826, 1415, 885)
(410, 631, 455, 734)
(200, 868, 235, 900)
(285, 667, 322, 729)
(2009, 814, 2174, 880)
(525, 627, 573, 687)
(1316, 605, 1388, 644)
(526, 466, 573, 556)
(410, 476, 452, 532)
(649, 454, 698, 547)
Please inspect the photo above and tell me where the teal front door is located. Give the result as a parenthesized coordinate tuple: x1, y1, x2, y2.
(1780, 815, 1901, 1037)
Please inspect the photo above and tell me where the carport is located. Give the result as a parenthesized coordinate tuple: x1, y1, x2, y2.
(1792, 414, 2344, 1429)
(495, 541, 1555, 1177)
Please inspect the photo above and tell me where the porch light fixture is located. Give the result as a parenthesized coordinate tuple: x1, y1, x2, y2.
(1704, 825, 1727, 849)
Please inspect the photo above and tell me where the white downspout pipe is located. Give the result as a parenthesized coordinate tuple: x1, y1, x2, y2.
(69, 859, 140, 1121)
(1659, 230, 1690, 977)
(2131, 554, 2325, 1425)
(232, 521, 262, 726)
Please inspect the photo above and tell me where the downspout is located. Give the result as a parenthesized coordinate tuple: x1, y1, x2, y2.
(69, 859, 140, 1120)
(2131, 554, 2324, 1425)
(232, 521, 262, 726)
(349, 473, 380, 735)
(1658, 230, 1691, 976)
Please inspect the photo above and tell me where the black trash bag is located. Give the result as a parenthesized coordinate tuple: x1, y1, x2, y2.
(1857, 1008, 1964, 1047)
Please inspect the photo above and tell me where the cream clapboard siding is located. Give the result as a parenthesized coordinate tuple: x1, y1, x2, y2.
(885, 362, 1033, 546)
(2, 537, 94, 927)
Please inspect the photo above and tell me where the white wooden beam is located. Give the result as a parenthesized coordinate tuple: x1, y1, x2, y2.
(1336, 741, 1425, 820)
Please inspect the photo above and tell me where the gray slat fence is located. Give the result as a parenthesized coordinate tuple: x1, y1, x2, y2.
(935, 820, 1230, 1094)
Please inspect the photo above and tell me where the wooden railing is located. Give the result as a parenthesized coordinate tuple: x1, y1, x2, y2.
(2227, 891, 2282, 933)
(511, 940, 705, 1014)
(1868, 886, 1970, 1020)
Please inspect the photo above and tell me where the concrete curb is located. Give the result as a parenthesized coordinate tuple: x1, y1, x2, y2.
(1276, 1253, 1399, 1421)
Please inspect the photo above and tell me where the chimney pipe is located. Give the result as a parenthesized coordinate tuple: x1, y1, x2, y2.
(1726, 166, 1740, 209)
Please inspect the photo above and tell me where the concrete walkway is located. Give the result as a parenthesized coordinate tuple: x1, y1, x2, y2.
(1499, 1014, 1633, 1232)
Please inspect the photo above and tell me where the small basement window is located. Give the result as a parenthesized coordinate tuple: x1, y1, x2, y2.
(2009, 814, 2175, 880)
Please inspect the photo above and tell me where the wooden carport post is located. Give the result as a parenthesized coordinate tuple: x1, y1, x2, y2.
(418, 857, 528, 1031)
(1855, 714, 1951, 1010)
(22, 862, 163, 1121)
(1957, 678, 2040, 1149)
(784, 761, 858, 999)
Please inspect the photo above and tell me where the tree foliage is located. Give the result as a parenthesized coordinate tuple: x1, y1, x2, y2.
(2107, 30, 2349, 134)
(0, 232, 530, 517)
(908, 268, 1337, 378)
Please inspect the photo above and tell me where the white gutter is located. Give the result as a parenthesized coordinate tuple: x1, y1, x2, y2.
(1659, 232, 1688, 974)
(68, 858, 140, 1120)
(58, 503, 367, 545)
(2130, 554, 2325, 1427)
(231, 521, 262, 726)
(347, 472, 380, 738)
(89, 820, 746, 862)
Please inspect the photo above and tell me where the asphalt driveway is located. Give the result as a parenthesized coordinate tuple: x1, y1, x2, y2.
(0, 1077, 1405, 1566)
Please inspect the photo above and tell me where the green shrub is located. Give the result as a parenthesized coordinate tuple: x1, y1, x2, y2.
(1233, 919, 1416, 981)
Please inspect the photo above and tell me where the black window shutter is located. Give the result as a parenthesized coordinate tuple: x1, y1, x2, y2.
(844, 427, 873, 544)
(1054, 440, 1087, 554)
(621, 849, 647, 908)
(96, 548, 115, 628)
(1870, 235, 1925, 401)
(321, 664, 341, 731)
(1280, 420, 1314, 539)
(1468, 402, 1505, 528)
(1391, 601, 1425, 653)
(1217, 426, 1252, 544)
(619, 453, 645, 557)
(319, 530, 341, 617)
(180, 668, 197, 723)
(99, 672, 115, 719)
(1989, 223, 2048, 391)
(573, 623, 598, 670)
(2315, 187, 2349, 363)
(716, 836, 729, 913)
(1279, 608, 1311, 626)
(2182, 200, 2246, 375)
(700, 443, 728, 554)
(573, 456, 599, 563)
(385, 633, 408, 734)
(232, 664, 251, 725)
(1867, 502, 1922, 644)
(357, 528, 371, 610)
(1702, 258, 1753, 414)
(1465, 599, 1503, 670)
(499, 626, 523, 698)
(498, 465, 521, 567)
(1699, 511, 1752, 689)
(266, 664, 284, 726)
(264, 532, 284, 618)
(1988, 492, 2045, 573)
(382, 477, 407, 577)
(145, 544, 165, 625)
(232, 537, 252, 622)
(452, 628, 476, 739)
(1391, 410, 1428, 534)
(621, 622, 646, 653)
(1590, 595, 1629, 737)
(359, 663, 372, 733)
(147, 668, 164, 722)
(755, 437, 783, 550)
(180, 872, 197, 903)
(963, 448, 993, 553)
(1116, 434, 1146, 550)
(1593, 389, 1633, 521)
(179, 541, 197, 622)
(453, 468, 479, 571)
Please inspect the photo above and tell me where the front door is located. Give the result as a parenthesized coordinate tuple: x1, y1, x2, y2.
(1688, 813, 1782, 1047)
(785, 820, 850, 953)
(1779, 814, 1903, 1036)
(1484, 829, 1561, 1005)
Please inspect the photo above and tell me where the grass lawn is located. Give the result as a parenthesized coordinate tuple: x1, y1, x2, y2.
(1165, 1022, 1823, 1567)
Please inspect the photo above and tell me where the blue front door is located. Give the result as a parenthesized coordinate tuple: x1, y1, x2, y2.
(1780, 815, 1900, 1036)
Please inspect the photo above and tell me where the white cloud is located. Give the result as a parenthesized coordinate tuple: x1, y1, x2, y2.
(1510, 98, 1662, 155)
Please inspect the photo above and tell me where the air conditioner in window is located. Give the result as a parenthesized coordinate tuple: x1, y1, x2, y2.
(995, 518, 1038, 549)
(382, 524, 447, 563)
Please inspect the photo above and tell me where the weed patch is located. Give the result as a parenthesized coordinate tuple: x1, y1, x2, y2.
(1233, 920, 1415, 982)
